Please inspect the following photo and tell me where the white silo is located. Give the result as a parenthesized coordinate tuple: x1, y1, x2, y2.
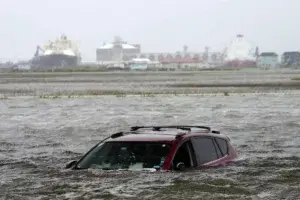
(223, 34, 257, 68)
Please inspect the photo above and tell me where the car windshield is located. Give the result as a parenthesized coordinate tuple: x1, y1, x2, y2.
(76, 141, 171, 170)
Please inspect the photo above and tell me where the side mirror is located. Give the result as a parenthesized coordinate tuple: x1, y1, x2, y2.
(65, 160, 77, 169)
(175, 162, 186, 171)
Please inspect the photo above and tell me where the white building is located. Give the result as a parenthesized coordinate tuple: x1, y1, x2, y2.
(223, 34, 257, 67)
(96, 36, 141, 63)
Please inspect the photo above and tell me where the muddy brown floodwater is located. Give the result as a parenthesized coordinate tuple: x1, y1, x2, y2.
(0, 71, 300, 200)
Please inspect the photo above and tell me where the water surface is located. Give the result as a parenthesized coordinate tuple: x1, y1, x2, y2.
(0, 93, 299, 200)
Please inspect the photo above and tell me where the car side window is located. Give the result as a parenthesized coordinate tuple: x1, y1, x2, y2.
(215, 138, 228, 156)
(191, 137, 218, 165)
(213, 139, 222, 158)
(172, 141, 194, 169)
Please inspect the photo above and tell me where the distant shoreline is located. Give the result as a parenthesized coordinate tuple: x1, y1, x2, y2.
(167, 82, 300, 88)
(0, 69, 299, 97)
(1, 66, 300, 74)
(0, 68, 244, 73)
(1, 68, 300, 75)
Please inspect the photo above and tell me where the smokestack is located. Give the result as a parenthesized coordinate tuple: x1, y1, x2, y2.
(255, 46, 259, 57)
(183, 45, 188, 54)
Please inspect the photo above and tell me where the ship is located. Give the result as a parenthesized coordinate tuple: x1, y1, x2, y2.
(223, 34, 257, 68)
(31, 34, 81, 68)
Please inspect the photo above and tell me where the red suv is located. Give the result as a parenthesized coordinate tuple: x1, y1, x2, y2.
(66, 126, 237, 171)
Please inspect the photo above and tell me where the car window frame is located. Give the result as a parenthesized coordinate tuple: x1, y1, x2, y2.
(190, 136, 221, 166)
(214, 138, 228, 156)
(186, 140, 197, 167)
(212, 138, 223, 158)
(75, 142, 104, 169)
(170, 138, 197, 169)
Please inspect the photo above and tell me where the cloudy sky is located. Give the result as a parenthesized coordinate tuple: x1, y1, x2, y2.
(1, 0, 299, 62)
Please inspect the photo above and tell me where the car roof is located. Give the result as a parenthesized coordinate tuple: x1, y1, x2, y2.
(106, 132, 177, 142)
(105, 128, 229, 142)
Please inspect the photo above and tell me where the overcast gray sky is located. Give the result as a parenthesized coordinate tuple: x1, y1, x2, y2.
(1, 0, 299, 62)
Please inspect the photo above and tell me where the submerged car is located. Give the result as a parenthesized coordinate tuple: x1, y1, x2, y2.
(66, 125, 237, 171)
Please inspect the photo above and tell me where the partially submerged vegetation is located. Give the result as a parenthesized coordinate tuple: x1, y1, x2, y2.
(164, 179, 252, 195)
(37, 90, 233, 99)
(167, 82, 300, 88)
(270, 169, 300, 184)
(1, 88, 299, 99)
(0, 94, 8, 100)
(38, 90, 157, 98)
(291, 77, 300, 81)
(0, 70, 299, 99)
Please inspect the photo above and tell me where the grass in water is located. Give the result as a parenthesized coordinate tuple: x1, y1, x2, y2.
(0, 95, 8, 100)
(37, 90, 232, 98)
(270, 169, 300, 184)
(164, 179, 252, 195)
(38, 90, 159, 98)
(167, 82, 300, 88)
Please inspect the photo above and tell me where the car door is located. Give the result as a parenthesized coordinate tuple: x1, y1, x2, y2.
(190, 136, 221, 167)
(171, 139, 197, 169)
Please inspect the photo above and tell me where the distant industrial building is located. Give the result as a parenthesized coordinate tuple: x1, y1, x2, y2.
(257, 52, 279, 69)
(128, 58, 161, 70)
(140, 45, 223, 66)
(95, 35, 274, 70)
(96, 37, 224, 68)
(96, 36, 141, 63)
(223, 34, 258, 68)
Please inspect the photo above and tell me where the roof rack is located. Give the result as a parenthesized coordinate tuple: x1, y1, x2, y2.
(104, 126, 219, 141)
(212, 130, 220, 134)
(130, 125, 211, 132)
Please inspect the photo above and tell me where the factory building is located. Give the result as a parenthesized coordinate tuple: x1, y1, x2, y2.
(223, 34, 258, 68)
(96, 36, 141, 63)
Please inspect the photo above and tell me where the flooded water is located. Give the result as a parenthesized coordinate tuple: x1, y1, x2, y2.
(0, 71, 300, 200)
(1, 93, 299, 200)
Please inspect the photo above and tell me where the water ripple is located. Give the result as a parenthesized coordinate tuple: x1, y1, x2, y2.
(0, 93, 299, 199)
